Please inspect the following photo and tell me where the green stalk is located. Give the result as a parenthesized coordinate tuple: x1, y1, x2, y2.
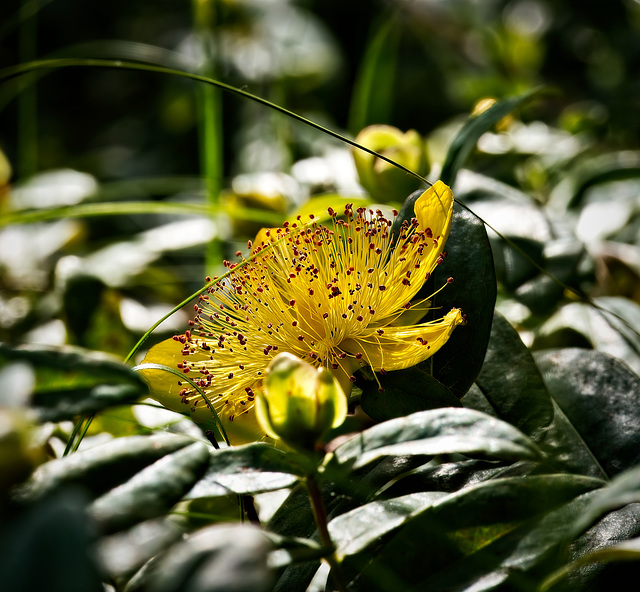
(192, 0, 224, 274)
(305, 473, 348, 592)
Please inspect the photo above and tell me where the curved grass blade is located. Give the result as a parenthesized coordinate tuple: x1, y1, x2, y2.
(440, 87, 545, 187)
(0, 200, 284, 227)
(0, 57, 429, 187)
(133, 362, 229, 446)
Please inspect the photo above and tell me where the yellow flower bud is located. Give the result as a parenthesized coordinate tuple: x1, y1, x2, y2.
(353, 125, 429, 203)
(255, 353, 348, 451)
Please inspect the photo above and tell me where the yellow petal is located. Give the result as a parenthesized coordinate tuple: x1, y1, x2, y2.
(339, 308, 464, 372)
(413, 180, 454, 268)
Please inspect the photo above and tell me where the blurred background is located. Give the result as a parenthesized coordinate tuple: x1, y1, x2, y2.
(1, 0, 640, 368)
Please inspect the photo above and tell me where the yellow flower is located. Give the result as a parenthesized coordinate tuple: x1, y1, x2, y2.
(256, 352, 348, 451)
(140, 181, 464, 444)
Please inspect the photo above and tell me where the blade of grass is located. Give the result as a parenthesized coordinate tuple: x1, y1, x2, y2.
(0, 200, 285, 227)
(348, 12, 400, 134)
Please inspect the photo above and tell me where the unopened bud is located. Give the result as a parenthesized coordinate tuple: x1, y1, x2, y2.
(256, 353, 347, 451)
(353, 125, 429, 203)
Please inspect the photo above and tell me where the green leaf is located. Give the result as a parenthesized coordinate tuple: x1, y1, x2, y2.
(346, 476, 602, 591)
(90, 442, 211, 534)
(548, 150, 640, 212)
(0, 491, 103, 592)
(329, 492, 448, 560)
(535, 349, 640, 477)
(360, 367, 460, 422)
(469, 313, 610, 479)
(348, 15, 400, 134)
(183, 443, 309, 499)
(543, 504, 640, 592)
(567, 464, 640, 540)
(0, 343, 147, 422)
(440, 88, 542, 187)
(472, 311, 554, 438)
(379, 458, 539, 500)
(124, 523, 275, 592)
(14, 433, 194, 503)
(97, 518, 185, 584)
(534, 297, 640, 377)
(427, 201, 497, 397)
(330, 407, 542, 471)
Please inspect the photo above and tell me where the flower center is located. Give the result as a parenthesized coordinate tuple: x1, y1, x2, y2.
(172, 203, 444, 419)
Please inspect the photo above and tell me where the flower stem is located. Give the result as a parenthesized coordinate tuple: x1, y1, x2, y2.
(305, 473, 348, 592)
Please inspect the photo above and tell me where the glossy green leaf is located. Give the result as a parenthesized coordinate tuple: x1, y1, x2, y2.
(0, 491, 103, 592)
(535, 349, 640, 477)
(330, 407, 542, 470)
(97, 518, 185, 584)
(90, 442, 211, 534)
(534, 297, 640, 377)
(347, 476, 602, 591)
(360, 367, 460, 422)
(470, 313, 609, 478)
(379, 458, 538, 500)
(427, 201, 497, 397)
(544, 504, 640, 592)
(329, 492, 448, 560)
(548, 150, 640, 212)
(14, 433, 194, 503)
(440, 88, 542, 187)
(0, 343, 147, 422)
(183, 443, 308, 499)
(566, 464, 640, 540)
(124, 523, 275, 592)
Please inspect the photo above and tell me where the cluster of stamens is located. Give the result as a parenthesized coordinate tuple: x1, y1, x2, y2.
(171, 204, 447, 421)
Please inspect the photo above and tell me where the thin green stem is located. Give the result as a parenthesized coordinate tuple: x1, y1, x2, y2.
(0, 58, 430, 187)
(305, 473, 348, 592)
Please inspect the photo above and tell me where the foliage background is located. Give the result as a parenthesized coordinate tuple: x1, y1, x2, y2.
(2, 1, 640, 591)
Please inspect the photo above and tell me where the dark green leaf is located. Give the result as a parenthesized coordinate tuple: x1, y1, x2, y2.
(545, 504, 640, 592)
(329, 491, 448, 560)
(470, 313, 609, 478)
(567, 465, 640, 539)
(14, 433, 194, 503)
(347, 476, 601, 591)
(548, 150, 640, 212)
(473, 311, 554, 438)
(440, 88, 542, 187)
(331, 407, 542, 470)
(535, 349, 640, 477)
(97, 518, 185, 584)
(427, 201, 497, 397)
(90, 442, 211, 534)
(534, 297, 640, 377)
(360, 367, 460, 422)
(379, 458, 539, 500)
(0, 343, 146, 421)
(184, 443, 307, 499)
(0, 490, 103, 592)
(125, 523, 274, 592)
